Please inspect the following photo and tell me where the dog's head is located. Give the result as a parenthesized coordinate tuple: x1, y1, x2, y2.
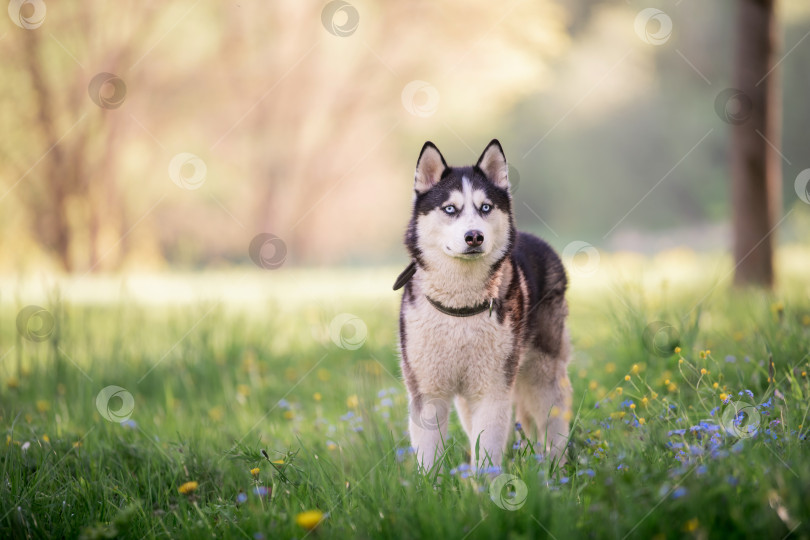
(406, 140, 515, 269)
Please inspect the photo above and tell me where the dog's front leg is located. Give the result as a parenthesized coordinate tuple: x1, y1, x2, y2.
(408, 395, 450, 472)
(467, 396, 512, 469)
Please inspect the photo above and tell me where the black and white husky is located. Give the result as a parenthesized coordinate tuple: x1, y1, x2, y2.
(395, 140, 572, 471)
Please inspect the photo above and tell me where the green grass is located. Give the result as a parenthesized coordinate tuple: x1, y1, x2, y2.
(2, 257, 810, 539)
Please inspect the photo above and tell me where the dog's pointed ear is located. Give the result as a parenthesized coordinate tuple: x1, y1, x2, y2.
(414, 142, 447, 194)
(476, 139, 509, 190)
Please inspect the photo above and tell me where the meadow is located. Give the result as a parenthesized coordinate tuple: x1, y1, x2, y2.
(2, 249, 810, 539)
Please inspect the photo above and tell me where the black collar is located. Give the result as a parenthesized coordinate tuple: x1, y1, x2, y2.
(394, 260, 496, 318)
(425, 295, 495, 318)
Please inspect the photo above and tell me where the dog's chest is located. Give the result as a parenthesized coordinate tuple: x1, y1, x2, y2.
(402, 299, 515, 396)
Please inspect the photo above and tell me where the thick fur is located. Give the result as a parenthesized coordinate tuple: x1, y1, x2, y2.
(399, 140, 572, 471)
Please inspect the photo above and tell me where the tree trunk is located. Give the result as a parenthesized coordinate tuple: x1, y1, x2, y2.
(731, 0, 782, 287)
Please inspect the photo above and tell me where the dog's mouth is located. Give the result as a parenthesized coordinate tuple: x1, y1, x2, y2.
(446, 246, 485, 258)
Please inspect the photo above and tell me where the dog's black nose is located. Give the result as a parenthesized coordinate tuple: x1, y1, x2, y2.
(465, 230, 484, 247)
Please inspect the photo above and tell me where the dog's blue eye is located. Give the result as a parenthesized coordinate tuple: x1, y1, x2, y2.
(481, 204, 491, 213)
(443, 205, 456, 215)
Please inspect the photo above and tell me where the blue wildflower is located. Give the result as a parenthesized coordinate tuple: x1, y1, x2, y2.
(120, 419, 137, 429)
(668, 429, 686, 437)
(725, 355, 736, 363)
(559, 476, 570, 484)
(236, 492, 248, 504)
(672, 487, 687, 499)
(278, 399, 290, 409)
(252, 486, 270, 497)
(577, 469, 595, 478)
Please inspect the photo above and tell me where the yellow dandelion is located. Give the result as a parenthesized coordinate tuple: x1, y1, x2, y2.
(296, 509, 325, 530)
(346, 395, 359, 408)
(610, 412, 626, 420)
(802, 371, 807, 377)
(667, 383, 677, 392)
(178, 481, 198, 495)
(630, 403, 636, 410)
(705, 349, 711, 356)
(36, 400, 50, 413)
(678, 358, 684, 364)
(592, 429, 602, 438)
(631, 364, 640, 375)
(326, 441, 337, 450)
(208, 407, 224, 422)
(313, 392, 322, 402)
(638, 417, 646, 425)
(42, 434, 50, 443)
(73, 441, 82, 448)
(641, 397, 649, 407)
(664, 379, 670, 385)
(674, 346, 681, 354)
(283, 410, 295, 420)
(712, 382, 719, 389)
(624, 375, 631, 381)
(7, 377, 19, 389)
(720, 393, 728, 401)
(700, 368, 708, 375)
(802, 315, 810, 326)
(588, 380, 598, 390)
(616, 387, 623, 395)
(684, 518, 699, 533)
(605, 362, 616, 374)
(250, 468, 260, 478)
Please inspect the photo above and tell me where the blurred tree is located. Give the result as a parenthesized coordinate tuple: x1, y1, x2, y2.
(731, 0, 782, 287)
